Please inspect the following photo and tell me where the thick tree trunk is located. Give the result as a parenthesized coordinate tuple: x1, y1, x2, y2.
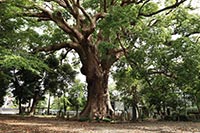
(80, 76, 112, 119)
(79, 48, 114, 120)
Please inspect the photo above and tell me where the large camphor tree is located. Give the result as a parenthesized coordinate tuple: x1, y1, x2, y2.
(4, 0, 199, 119)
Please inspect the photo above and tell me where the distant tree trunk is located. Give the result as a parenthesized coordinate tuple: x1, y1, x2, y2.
(47, 93, 51, 115)
(194, 95, 200, 113)
(63, 96, 66, 115)
(132, 103, 138, 122)
(76, 104, 79, 119)
(156, 106, 161, 118)
(13, 75, 24, 115)
(131, 86, 138, 122)
(161, 102, 166, 119)
(29, 91, 40, 115)
(167, 108, 170, 116)
(29, 99, 37, 116)
(18, 97, 22, 114)
(27, 99, 31, 113)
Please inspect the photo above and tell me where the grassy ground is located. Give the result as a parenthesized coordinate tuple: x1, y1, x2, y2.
(0, 115, 200, 133)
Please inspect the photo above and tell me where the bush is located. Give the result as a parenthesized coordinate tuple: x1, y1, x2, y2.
(163, 112, 189, 121)
(179, 115, 188, 121)
(188, 114, 196, 121)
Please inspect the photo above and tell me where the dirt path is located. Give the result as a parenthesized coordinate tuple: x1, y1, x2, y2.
(0, 115, 200, 133)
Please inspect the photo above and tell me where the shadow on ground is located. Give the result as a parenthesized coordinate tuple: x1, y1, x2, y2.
(0, 115, 200, 133)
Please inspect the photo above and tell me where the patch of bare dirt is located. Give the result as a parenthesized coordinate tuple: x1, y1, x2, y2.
(0, 115, 200, 133)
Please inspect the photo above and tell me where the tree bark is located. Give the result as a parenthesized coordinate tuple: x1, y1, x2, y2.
(79, 45, 114, 120)
(29, 100, 37, 115)
(29, 91, 40, 116)
(63, 96, 67, 115)
(76, 104, 79, 119)
(18, 97, 22, 115)
(47, 93, 51, 115)
(80, 75, 112, 119)
(132, 103, 138, 122)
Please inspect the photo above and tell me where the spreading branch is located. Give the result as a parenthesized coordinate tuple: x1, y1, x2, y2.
(76, 4, 92, 23)
(85, 12, 107, 36)
(147, 69, 177, 79)
(53, 0, 68, 8)
(63, 0, 78, 17)
(32, 41, 79, 53)
(45, 0, 104, 40)
(22, 12, 50, 21)
(185, 31, 200, 37)
(139, 0, 187, 17)
(32, 3, 83, 41)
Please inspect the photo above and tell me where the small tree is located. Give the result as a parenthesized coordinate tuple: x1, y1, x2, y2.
(68, 80, 86, 117)
(44, 54, 77, 115)
(10, 69, 43, 114)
